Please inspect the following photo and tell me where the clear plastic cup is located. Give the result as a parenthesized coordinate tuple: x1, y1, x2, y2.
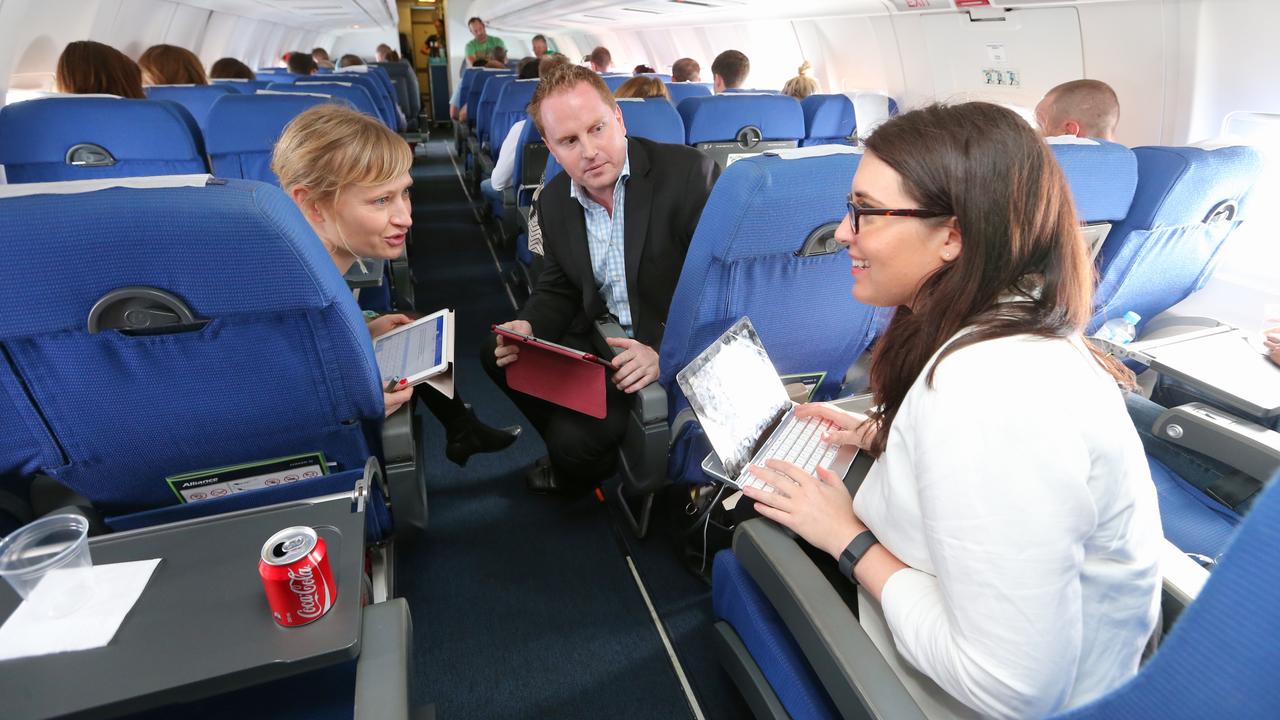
(0, 513, 94, 617)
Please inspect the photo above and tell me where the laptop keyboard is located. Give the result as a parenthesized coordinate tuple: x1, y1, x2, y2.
(737, 415, 838, 493)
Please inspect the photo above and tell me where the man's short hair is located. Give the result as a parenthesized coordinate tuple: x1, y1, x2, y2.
(532, 34, 547, 44)
(517, 57, 540, 79)
(589, 46, 612, 70)
(527, 62, 616, 136)
(338, 54, 363, 68)
(468, 17, 484, 27)
(1043, 79, 1120, 139)
(286, 51, 317, 75)
(311, 47, 330, 61)
(711, 50, 749, 88)
(672, 57, 700, 82)
(492, 46, 508, 63)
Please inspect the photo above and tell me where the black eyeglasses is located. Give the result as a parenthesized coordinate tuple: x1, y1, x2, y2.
(846, 194, 950, 235)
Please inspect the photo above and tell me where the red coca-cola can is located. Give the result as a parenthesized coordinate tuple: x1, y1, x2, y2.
(259, 526, 336, 627)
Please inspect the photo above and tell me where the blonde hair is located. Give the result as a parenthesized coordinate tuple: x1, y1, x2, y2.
(271, 104, 412, 206)
(782, 61, 818, 100)
(615, 76, 670, 100)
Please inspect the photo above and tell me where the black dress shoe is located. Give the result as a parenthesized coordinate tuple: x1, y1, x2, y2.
(524, 459, 563, 494)
(444, 411, 521, 467)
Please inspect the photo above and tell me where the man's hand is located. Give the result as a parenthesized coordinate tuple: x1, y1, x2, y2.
(367, 313, 414, 338)
(605, 337, 659, 393)
(494, 320, 533, 368)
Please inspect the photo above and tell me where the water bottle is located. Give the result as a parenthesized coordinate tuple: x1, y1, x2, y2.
(1093, 311, 1142, 345)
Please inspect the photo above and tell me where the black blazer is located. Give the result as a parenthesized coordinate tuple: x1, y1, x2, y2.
(521, 136, 720, 350)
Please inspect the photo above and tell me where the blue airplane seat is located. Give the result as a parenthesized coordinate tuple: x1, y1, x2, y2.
(490, 79, 539, 162)
(266, 82, 376, 120)
(713, 469, 1280, 720)
(370, 62, 421, 131)
(723, 87, 782, 95)
(1091, 145, 1261, 335)
(800, 94, 855, 147)
(665, 82, 713, 105)
(0, 177, 388, 530)
(1148, 455, 1242, 562)
(212, 78, 276, 93)
(656, 147, 886, 486)
(476, 75, 516, 149)
(618, 97, 686, 145)
(601, 75, 629, 92)
(144, 84, 238, 131)
(0, 97, 207, 183)
(1048, 139, 1139, 224)
(206, 93, 330, 185)
(296, 76, 395, 128)
(466, 69, 513, 130)
(335, 67, 401, 130)
(677, 94, 805, 168)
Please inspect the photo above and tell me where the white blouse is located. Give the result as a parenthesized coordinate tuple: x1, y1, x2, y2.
(855, 332, 1163, 719)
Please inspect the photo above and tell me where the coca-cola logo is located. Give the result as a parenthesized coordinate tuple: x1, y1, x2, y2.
(288, 565, 329, 619)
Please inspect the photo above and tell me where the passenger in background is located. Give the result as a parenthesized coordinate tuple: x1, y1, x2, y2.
(375, 43, 393, 62)
(272, 105, 521, 463)
(1035, 79, 1120, 141)
(588, 46, 613, 73)
(485, 63, 720, 495)
(672, 57, 701, 83)
(710, 49, 749, 93)
(742, 102, 1161, 719)
(286, 51, 318, 76)
(532, 34, 551, 59)
(479, 57, 544, 205)
(632, 64, 656, 75)
(138, 44, 208, 85)
(385, 50, 402, 62)
(781, 61, 818, 99)
(53, 40, 145, 99)
(338, 53, 364, 68)
(614, 76, 669, 101)
(209, 57, 255, 81)
(465, 17, 505, 64)
(485, 46, 509, 69)
(312, 47, 335, 70)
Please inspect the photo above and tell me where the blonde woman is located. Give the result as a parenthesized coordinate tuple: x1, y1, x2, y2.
(782, 61, 818, 100)
(272, 104, 519, 465)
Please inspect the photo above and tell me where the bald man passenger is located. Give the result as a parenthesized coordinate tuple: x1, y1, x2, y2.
(1035, 79, 1120, 141)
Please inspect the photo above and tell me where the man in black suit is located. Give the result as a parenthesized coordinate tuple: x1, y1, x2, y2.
(483, 62, 720, 493)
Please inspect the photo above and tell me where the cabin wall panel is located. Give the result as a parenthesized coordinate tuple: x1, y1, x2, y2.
(101, 0, 177, 60)
(793, 16, 893, 98)
(330, 28, 396, 60)
(1186, 0, 1280, 141)
(0, 0, 99, 94)
(166, 3, 211, 55)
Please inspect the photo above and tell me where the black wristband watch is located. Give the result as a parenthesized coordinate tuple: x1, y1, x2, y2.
(838, 530, 879, 581)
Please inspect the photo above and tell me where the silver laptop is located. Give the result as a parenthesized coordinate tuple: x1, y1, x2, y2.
(676, 317, 857, 493)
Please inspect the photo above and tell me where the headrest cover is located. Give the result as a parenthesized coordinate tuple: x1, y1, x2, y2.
(678, 94, 805, 144)
(765, 145, 861, 160)
(1050, 140, 1138, 222)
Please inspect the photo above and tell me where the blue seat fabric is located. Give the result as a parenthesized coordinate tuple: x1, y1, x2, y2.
(0, 97, 207, 182)
(713, 550, 840, 720)
(664, 82, 713, 106)
(800, 94, 855, 147)
(267, 82, 376, 119)
(144, 84, 238, 131)
(467, 70, 512, 130)
(295, 76, 394, 127)
(1148, 455, 1241, 561)
(617, 98, 686, 145)
(476, 75, 516, 147)
(678, 94, 805, 145)
(1048, 140, 1138, 222)
(206, 93, 329, 185)
(0, 179, 383, 519)
(490, 79, 539, 162)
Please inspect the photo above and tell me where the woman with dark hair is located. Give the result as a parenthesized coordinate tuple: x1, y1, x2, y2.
(742, 102, 1162, 718)
(209, 57, 255, 81)
(54, 40, 145, 98)
(138, 44, 208, 85)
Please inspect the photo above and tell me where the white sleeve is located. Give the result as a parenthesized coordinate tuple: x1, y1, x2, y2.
(490, 120, 524, 191)
(879, 352, 1096, 719)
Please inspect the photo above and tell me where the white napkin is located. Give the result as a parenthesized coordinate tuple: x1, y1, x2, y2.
(0, 559, 161, 661)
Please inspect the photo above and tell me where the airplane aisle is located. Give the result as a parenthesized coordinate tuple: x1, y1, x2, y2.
(397, 140, 701, 719)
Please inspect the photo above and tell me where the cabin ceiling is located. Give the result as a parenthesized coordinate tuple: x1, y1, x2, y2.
(483, 0, 897, 33)
(170, 0, 399, 31)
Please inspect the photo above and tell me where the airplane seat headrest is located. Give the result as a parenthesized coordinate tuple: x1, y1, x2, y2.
(144, 84, 238, 129)
(677, 94, 805, 145)
(205, 93, 331, 185)
(0, 97, 207, 183)
(617, 98, 686, 145)
(1049, 139, 1139, 222)
(1127, 145, 1263, 228)
(800, 94, 855, 146)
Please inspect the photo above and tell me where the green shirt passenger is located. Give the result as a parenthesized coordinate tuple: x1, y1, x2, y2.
(464, 17, 504, 63)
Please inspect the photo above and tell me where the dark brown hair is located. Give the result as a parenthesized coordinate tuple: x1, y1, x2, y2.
(711, 50, 749, 88)
(209, 58, 255, 81)
(55, 40, 145, 99)
(526, 62, 615, 135)
(286, 51, 317, 75)
(862, 102, 1130, 455)
(672, 57, 700, 82)
(138, 44, 207, 85)
(589, 46, 612, 70)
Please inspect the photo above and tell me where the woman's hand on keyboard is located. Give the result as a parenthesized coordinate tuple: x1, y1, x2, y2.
(794, 403, 875, 450)
(742, 459, 865, 561)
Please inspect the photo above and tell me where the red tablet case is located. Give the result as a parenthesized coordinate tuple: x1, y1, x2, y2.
(495, 328, 610, 419)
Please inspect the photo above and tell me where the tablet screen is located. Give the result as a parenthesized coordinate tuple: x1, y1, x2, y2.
(374, 315, 444, 383)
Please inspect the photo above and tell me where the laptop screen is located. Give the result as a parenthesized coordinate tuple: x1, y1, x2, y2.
(676, 317, 791, 480)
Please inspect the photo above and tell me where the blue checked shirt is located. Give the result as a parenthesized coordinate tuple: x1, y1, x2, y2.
(569, 153, 634, 336)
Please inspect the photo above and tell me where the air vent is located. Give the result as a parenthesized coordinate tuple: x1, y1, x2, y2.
(623, 7, 662, 13)
(582, 13, 613, 20)
(669, 0, 717, 6)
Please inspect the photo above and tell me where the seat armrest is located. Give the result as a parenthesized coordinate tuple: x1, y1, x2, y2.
(1153, 402, 1280, 482)
(734, 519, 928, 720)
(382, 404, 427, 535)
(355, 598, 413, 720)
(592, 318, 668, 424)
(1160, 539, 1208, 609)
